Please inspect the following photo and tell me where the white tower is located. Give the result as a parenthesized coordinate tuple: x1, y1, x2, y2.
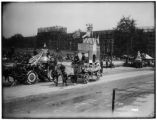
(78, 24, 100, 63)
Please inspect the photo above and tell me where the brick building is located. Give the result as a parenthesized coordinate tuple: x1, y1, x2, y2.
(93, 30, 114, 58)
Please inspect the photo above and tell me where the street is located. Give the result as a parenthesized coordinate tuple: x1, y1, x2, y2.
(3, 67, 155, 118)
(2, 2, 155, 119)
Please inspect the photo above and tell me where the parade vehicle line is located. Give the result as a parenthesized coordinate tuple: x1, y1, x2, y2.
(3, 67, 154, 103)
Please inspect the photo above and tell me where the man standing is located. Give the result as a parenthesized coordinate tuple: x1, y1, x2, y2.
(100, 58, 104, 75)
(73, 52, 80, 64)
(73, 52, 80, 83)
(106, 57, 109, 68)
(81, 53, 86, 64)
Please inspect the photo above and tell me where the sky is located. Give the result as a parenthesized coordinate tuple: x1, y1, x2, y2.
(2, 2, 155, 38)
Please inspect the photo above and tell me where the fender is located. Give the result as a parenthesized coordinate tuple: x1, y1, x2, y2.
(27, 70, 37, 76)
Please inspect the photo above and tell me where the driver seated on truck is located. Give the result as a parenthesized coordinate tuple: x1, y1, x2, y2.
(73, 52, 80, 65)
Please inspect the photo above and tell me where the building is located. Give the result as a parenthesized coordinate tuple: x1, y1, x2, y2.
(93, 30, 114, 59)
(143, 27, 155, 58)
(134, 26, 155, 57)
(37, 26, 68, 50)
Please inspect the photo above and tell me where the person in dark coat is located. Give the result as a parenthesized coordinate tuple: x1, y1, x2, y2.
(73, 52, 80, 64)
(93, 54, 96, 63)
(60, 64, 68, 86)
(81, 53, 86, 64)
(100, 59, 104, 75)
(106, 57, 109, 68)
(73, 52, 80, 83)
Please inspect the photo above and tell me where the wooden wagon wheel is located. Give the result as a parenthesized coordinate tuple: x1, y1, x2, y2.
(83, 73, 89, 84)
(96, 70, 101, 80)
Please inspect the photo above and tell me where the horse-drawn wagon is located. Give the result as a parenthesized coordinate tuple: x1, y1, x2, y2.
(67, 24, 101, 83)
(67, 59, 101, 84)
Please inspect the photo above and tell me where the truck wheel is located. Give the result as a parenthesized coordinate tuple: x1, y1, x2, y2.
(26, 71, 37, 85)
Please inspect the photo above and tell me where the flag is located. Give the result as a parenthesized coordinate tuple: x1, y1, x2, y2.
(96, 35, 99, 45)
(29, 51, 43, 65)
(72, 30, 81, 39)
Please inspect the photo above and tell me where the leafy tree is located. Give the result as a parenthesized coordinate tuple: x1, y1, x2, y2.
(2, 36, 6, 47)
(9, 34, 24, 47)
(114, 16, 136, 58)
(116, 16, 136, 33)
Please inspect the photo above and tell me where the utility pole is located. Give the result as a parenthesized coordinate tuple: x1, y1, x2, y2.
(126, 34, 129, 64)
(130, 36, 133, 55)
(110, 39, 114, 65)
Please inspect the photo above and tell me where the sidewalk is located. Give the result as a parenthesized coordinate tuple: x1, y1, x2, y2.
(3, 67, 154, 103)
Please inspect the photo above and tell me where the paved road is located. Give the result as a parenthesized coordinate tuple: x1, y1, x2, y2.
(3, 68, 154, 118)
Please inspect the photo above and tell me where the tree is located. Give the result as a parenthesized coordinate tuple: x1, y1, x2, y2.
(9, 34, 24, 47)
(2, 36, 7, 47)
(116, 16, 136, 33)
(114, 16, 136, 60)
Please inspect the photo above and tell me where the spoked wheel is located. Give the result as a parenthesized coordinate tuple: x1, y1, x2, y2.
(26, 71, 38, 85)
(83, 73, 89, 84)
(96, 70, 101, 80)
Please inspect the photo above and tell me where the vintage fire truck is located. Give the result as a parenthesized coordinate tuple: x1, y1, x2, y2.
(2, 44, 57, 85)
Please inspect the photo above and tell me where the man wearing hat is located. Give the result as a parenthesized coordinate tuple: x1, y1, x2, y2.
(73, 52, 80, 83)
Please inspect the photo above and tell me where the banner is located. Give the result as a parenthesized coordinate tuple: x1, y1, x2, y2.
(29, 51, 43, 65)
(72, 30, 81, 39)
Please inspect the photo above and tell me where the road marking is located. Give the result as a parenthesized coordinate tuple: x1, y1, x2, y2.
(74, 102, 88, 108)
(46, 101, 54, 105)
(131, 108, 139, 112)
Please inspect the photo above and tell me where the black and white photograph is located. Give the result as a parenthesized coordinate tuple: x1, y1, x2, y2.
(2, 1, 155, 118)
